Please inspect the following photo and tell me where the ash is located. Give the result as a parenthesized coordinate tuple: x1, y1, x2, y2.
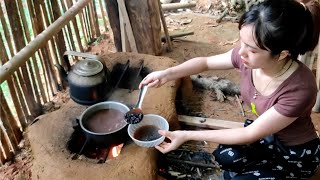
(191, 75, 240, 102)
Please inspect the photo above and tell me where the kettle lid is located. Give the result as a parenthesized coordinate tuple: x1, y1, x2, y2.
(73, 59, 103, 76)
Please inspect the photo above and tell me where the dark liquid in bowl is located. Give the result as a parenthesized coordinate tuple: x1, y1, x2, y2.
(133, 125, 161, 141)
(85, 109, 126, 133)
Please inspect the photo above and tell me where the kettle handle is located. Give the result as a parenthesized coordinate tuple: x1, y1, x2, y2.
(63, 51, 101, 71)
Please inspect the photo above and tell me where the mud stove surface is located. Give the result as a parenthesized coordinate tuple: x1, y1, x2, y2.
(27, 52, 180, 180)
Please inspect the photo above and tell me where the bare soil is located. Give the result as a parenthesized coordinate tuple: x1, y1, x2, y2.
(1, 1, 319, 179)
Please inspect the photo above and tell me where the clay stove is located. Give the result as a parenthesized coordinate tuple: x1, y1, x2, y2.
(26, 52, 181, 179)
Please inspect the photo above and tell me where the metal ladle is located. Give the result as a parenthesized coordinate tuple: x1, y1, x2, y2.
(124, 85, 148, 124)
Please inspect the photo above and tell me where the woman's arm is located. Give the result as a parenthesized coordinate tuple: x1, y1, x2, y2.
(140, 49, 234, 88)
(156, 107, 297, 153)
(165, 49, 234, 81)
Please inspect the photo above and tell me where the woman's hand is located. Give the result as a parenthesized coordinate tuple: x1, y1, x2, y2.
(155, 130, 187, 154)
(139, 70, 168, 88)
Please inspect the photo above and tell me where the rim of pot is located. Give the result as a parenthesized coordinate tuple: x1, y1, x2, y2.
(79, 101, 130, 135)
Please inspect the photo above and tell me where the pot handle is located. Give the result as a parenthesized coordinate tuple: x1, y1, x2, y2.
(63, 51, 101, 71)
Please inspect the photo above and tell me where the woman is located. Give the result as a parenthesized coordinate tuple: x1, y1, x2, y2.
(140, 0, 320, 179)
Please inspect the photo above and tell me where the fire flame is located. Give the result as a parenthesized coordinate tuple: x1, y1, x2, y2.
(111, 144, 124, 157)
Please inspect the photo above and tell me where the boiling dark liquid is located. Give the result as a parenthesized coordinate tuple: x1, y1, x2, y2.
(133, 125, 161, 141)
(85, 109, 126, 133)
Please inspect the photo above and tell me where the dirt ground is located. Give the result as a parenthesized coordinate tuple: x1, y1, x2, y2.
(1, 1, 320, 179)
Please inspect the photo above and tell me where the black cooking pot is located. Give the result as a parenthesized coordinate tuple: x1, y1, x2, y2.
(55, 51, 111, 105)
(79, 101, 129, 147)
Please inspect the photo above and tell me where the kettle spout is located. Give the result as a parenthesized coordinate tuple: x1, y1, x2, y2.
(54, 64, 68, 82)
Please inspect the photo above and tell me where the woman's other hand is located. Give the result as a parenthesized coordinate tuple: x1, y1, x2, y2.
(139, 70, 168, 88)
(155, 130, 187, 154)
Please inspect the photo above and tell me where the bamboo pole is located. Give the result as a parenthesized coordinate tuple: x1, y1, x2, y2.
(88, 1, 97, 38)
(60, 0, 78, 52)
(5, 0, 39, 117)
(50, 0, 68, 69)
(33, 0, 57, 97)
(98, 0, 108, 32)
(91, 0, 101, 37)
(0, 89, 19, 152)
(0, 34, 27, 129)
(0, 5, 15, 57)
(17, 0, 43, 107)
(84, 5, 93, 41)
(78, 9, 89, 46)
(26, 0, 50, 103)
(0, 89, 22, 147)
(66, 0, 84, 52)
(0, 126, 13, 164)
(0, 0, 92, 83)
(1, 2, 36, 119)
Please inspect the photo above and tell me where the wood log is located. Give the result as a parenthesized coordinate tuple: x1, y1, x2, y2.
(161, 2, 196, 11)
(178, 115, 243, 129)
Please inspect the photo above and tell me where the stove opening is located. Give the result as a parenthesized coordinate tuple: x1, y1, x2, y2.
(67, 125, 127, 163)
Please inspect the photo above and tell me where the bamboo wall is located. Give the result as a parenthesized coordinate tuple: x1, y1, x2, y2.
(0, 0, 109, 164)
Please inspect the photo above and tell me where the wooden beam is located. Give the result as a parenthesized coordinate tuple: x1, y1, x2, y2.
(178, 115, 243, 130)
(161, 2, 196, 11)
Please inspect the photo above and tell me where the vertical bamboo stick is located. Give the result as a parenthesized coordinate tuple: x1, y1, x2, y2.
(26, 0, 50, 103)
(31, 0, 56, 97)
(40, 1, 61, 92)
(0, 127, 13, 164)
(0, 34, 27, 129)
(92, 0, 101, 37)
(50, 0, 68, 69)
(4, 0, 39, 117)
(66, 0, 84, 52)
(84, 6, 93, 42)
(0, 4, 15, 57)
(0, 90, 22, 146)
(1, 5, 34, 119)
(0, 89, 19, 152)
(77, 11, 89, 47)
(17, 0, 43, 107)
(98, 0, 108, 32)
(60, 0, 78, 51)
(88, 2, 96, 38)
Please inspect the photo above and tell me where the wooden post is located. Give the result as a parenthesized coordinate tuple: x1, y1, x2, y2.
(105, 0, 162, 55)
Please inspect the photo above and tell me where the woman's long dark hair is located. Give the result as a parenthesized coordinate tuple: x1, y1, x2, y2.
(239, 0, 320, 59)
